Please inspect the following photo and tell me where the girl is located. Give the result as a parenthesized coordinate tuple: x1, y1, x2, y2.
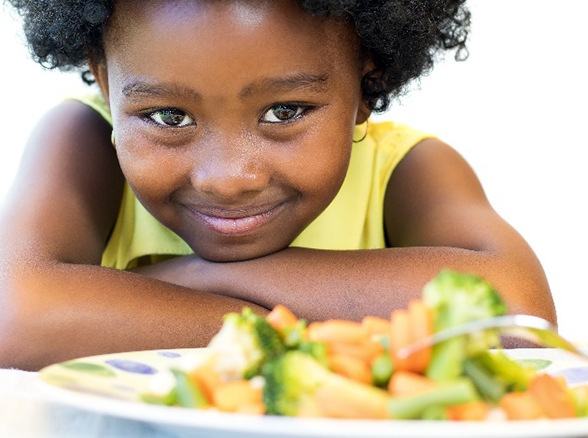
(0, 0, 555, 370)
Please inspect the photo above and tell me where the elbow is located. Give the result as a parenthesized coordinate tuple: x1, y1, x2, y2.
(0, 305, 57, 371)
(0, 298, 31, 370)
(490, 258, 556, 327)
(0, 277, 55, 371)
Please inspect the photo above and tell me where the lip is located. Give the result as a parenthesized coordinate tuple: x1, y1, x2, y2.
(184, 201, 288, 236)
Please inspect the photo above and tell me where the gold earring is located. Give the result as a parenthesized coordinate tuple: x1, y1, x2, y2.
(353, 120, 369, 143)
(111, 131, 116, 148)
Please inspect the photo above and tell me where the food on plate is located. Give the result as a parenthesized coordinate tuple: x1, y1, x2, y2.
(141, 270, 588, 420)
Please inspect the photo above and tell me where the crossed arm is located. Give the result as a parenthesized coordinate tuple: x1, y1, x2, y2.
(0, 101, 555, 370)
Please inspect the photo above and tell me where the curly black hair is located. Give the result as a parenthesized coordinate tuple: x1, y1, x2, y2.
(5, 0, 470, 112)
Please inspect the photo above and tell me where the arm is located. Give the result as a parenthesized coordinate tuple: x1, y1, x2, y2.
(135, 138, 555, 325)
(0, 101, 268, 370)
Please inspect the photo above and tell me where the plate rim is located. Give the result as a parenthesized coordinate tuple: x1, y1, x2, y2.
(38, 348, 588, 438)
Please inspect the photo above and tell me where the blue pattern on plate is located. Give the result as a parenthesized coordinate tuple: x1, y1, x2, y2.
(551, 366, 588, 385)
(105, 359, 158, 375)
(158, 351, 182, 358)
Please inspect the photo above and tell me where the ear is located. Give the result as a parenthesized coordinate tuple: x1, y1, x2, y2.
(355, 102, 372, 125)
(88, 58, 110, 106)
(355, 58, 376, 125)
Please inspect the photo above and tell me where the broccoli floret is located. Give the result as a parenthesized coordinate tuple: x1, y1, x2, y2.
(423, 270, 507, 330)
(422, 270, 508, 381)
(270, 315, 329, 365)
(297, 340, 329, 366)
(208, 307, 286, 379)
(279, 319, 308, 348)
(262, 350, 330, 416)
(262, 350, 478, 419)
(262, 350, 390, 418)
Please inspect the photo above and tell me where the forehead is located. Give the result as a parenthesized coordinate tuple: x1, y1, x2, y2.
(104, 0, 361, 77)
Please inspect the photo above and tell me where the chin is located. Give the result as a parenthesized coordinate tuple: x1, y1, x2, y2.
(195, 242, 285, 263)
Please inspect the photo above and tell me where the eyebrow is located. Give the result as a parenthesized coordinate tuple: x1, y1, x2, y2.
(122, 81, 201, 101)
(239, 73, 330, 97)
(121, 73, 330, 101)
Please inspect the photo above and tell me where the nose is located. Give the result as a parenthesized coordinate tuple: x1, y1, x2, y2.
(189, 132, 270, 199)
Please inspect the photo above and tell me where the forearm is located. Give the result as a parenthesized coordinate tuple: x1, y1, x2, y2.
(149, 245, 555, 325)
(0, 260, 268, 371)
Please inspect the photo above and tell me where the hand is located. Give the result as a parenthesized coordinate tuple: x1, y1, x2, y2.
(130, 254, 209, 289)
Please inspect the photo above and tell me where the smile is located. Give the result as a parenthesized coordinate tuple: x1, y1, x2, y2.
(185, 202, 287, 236)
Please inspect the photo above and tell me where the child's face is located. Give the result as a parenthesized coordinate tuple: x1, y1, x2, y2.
(97, 0, 370, 262)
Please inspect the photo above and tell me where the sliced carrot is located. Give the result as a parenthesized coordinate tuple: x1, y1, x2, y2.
(328, 353, 373, 385)
(387, 370, 437, 397)
(326, 340, 384, 363)
(212, 380, 264, 414)
(528, 373, 576, 419)
(389, 308, 412, 371)
(266, 304, 299, 331)
(308, 320, 368, 344)
(188, 357, 222, 403)
(407, 299, 433, 373)
(313, 375, 390, 419)
(446, 401, 490, 421)
(361, 316, 391, 337)
(499, 391, 544, 420)
(389, 301, 433, 373)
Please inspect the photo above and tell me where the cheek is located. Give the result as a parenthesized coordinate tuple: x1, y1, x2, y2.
(115, 135, 186, 208)
(288, 126, 353, 202)
(303, 146, 349, 186)
(111, 108, 179, 199)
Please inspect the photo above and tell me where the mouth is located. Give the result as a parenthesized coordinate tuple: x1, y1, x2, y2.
(184, 201, 288, 236)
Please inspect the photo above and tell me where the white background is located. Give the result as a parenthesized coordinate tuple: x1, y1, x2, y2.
(1, 1, 586, 340)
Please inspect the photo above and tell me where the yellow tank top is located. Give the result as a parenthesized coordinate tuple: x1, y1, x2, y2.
(72, 94, 432, 270)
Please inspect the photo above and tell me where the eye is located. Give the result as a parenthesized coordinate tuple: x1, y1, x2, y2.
(261, 104, 307, 123)
(148, 109, 195, 127)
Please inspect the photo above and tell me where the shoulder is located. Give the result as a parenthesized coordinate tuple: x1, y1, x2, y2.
(384, 136, 489, 244)
(66, 92, 112, 125)
(24, 91, 112, 142)
(15, 94, 119, 194)
(390, 137, 483, 194)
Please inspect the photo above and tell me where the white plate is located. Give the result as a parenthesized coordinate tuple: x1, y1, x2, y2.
(39, 348, 588, 438)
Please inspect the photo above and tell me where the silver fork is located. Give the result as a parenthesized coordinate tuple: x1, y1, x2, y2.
(396, 314, 588, 360)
